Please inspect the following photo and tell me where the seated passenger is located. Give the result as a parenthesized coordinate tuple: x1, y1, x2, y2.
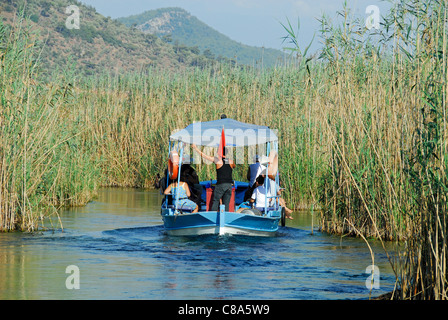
(157, 169, 176, 206)
(180, 156, 200, 185)
(164, 180, 199, 213)
(249, 175, 272, 209)
(243, 175, 261, 202)
(180, 156, 202, 206)
(260, 170, 293, 219)
(246, 155, 268, 187)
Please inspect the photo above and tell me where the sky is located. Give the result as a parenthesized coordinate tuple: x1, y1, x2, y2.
(79, 0, 393, 53)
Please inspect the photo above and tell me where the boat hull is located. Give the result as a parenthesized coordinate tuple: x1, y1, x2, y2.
(161, 208, 281, 237)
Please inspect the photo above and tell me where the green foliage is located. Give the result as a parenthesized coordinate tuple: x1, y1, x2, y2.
(314, 0, 448, 300)
(0, 16, 97, 231)
(2, 0, 446, 301)
(0, 0, 222, 77)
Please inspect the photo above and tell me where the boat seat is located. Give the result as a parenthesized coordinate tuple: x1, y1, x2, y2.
(239, 208, 263, 216)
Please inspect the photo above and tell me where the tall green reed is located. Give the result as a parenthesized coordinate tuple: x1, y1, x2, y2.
(0, 16, 97, 231)
(312, 0, 448, 299)
(73, 64, 323, 210)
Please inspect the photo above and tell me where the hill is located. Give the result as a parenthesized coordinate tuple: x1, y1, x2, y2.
(0, 0, 221, 77)
(118, 7, 285, 68)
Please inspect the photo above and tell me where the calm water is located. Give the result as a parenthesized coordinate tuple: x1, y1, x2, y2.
(0, 188, 396, 300)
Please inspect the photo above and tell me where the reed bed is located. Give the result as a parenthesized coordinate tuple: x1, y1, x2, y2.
(1, 16, 321, 230)
(314, 0, 448, 299)
(2, 0, 447, 299)
(0, 17, 99, 231)
(74, 63, 322, 208)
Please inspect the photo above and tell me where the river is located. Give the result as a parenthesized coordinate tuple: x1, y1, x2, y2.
(0, 188, 396, 300)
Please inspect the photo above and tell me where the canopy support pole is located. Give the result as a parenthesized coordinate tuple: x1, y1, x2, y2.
(175, 142, 184, 211)
(264, 142, 270, 216)
(274, 141, 279, 210)
(164, 140, 174, 209)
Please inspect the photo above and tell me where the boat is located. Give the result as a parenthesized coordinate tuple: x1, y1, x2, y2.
(160, 117, 286, 237)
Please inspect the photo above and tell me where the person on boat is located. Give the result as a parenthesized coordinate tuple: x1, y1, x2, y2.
(246, 154, 268, 187)
(276, 192, 293, 220)
(243, 180, 258, 203)
(249, 175, 272, 209)
(164, 180, 199, 213)
(260, 170, 293, 219)
(243, 171, 265, 203)
(191, 143, 235, 211)
(155, 169, 175, 206)
(180, 156, 202, 206)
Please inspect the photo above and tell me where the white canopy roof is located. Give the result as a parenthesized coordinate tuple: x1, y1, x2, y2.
(169, 118, 278, 147)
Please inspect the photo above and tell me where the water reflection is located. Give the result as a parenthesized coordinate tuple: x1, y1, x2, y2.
(0, 188, 396, 300)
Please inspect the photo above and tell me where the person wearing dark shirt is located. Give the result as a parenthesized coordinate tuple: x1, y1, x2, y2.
(192, 144, 235, 211)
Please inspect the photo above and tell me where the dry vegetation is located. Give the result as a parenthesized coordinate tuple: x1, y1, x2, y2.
(0, 0, 447, 299)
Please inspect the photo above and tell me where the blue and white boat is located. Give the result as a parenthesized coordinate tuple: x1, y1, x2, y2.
(160, 118, 285, 237)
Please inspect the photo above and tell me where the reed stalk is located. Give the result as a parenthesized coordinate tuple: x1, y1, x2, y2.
(312, 0, 448, 299)
(0, 15, 97, 231)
